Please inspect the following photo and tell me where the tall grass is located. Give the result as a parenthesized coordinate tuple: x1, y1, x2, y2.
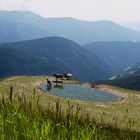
(0, 87, 140, 140)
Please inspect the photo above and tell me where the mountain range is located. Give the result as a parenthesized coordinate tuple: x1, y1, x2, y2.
(1, 36, 140, 82)
(84, 41, 140, 75)
(0, 10, 140, 86)
(0, 37, 111, 81)
(1, 11, 140, 44)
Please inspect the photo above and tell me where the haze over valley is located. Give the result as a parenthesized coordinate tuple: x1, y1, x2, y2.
(0, 11, 140, 88)
(1, 1, 140, 139)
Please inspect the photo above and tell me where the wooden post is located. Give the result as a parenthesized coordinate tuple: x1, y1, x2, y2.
(9, 86, 13, 102)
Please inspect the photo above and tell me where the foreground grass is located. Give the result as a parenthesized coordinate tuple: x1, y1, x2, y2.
(0, 76, 140, 139)
(0, 89, 140, 140)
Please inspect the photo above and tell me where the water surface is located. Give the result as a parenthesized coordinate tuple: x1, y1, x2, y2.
(42, 83, 121, 102)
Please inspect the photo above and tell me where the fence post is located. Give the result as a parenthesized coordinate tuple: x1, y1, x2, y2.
(9, 86, 13, 102)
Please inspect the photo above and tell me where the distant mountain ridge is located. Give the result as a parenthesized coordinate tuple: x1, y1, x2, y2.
(1, 11, 140, 44)
(0, 20, 51, 43)
(1, 11, 140, 83)
(124, 22, 140, 32)
(84, 41, 140, 75)
(0, 37, 111, 81)
(1, 36, 140, 81)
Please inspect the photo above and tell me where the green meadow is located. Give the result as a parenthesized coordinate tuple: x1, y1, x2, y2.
(0, 76, 140, 140)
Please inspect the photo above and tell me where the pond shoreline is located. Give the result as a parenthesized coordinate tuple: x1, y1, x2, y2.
(69, 82, 126, 103)
(94, 84, 127, 103)
(37, 79, 124, 103)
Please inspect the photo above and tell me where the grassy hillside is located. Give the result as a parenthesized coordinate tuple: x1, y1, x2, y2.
(0, 47, 49, 77)
(0, 76, 140, 139)
(105, 75, 140, 90)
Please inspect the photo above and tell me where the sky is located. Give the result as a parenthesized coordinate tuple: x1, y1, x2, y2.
(0, 0, 140, 23)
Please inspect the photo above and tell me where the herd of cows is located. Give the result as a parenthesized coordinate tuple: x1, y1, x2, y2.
(53, 73, 73, 81)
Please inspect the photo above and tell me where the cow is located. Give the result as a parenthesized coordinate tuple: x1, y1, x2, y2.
(63, 73, 72, 80)
(53, 73, 73, 82)
(53, 74, 64, 82)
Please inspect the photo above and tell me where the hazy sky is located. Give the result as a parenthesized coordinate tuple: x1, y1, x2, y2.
(0, 0, 140, 23)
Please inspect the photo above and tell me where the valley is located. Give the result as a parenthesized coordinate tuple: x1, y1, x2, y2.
(100, 62, 140, 90)
(0, 10, 140, 140)
(1, 37, 140, 84)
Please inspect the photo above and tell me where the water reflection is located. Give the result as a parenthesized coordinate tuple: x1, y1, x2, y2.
(47, 83, 64, 91)
(53, 83, 64, 89)
(47, 84, 52, 91)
